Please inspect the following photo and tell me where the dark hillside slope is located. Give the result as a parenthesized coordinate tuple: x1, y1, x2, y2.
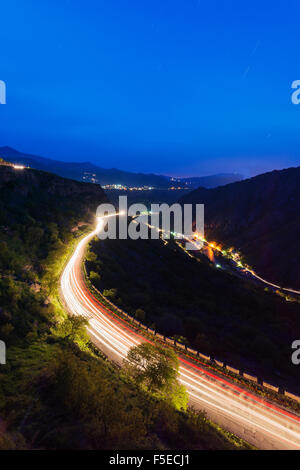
(0, 165, 107, 231)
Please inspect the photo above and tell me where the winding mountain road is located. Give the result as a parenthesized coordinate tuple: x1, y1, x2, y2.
(60, 221, 300, 450)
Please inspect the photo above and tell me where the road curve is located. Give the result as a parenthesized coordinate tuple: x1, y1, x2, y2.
(60, 224, 300, 450)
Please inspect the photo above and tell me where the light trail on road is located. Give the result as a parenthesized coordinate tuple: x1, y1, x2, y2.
(60, 219, 300, 450)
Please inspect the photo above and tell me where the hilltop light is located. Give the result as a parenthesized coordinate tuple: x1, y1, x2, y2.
(13, 164, 25, 170)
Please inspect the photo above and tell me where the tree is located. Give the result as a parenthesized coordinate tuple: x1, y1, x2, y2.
(103, 288, 117, 300)
(124, 342, 188, 410)
(90, 271, 101, 283)
(55, 315, 89, 347)
(86, 250, 97, 262)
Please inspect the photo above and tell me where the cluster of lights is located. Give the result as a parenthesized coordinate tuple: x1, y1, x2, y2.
(102, 184, 155, 191)
(82, 172, 99, 184)
(168, 186, 188, 190)
(97, 183, 189, 191)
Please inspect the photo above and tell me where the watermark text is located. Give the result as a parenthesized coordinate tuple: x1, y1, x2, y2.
(96, 197, 204, 251)
(0, 80, 6, 104)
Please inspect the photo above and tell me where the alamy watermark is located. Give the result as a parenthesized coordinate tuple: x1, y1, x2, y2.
(0, 340, 6, 365)
(291, 80, 300, 104)
(0, 80, 6, 104)
(291, 340, 300, 365)
(96, 196, 204, 251)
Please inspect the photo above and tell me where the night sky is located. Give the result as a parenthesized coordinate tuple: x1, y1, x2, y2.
(1, 0, 300, 177)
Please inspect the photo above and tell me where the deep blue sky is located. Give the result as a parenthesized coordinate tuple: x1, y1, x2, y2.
(1, 0, 300, 177)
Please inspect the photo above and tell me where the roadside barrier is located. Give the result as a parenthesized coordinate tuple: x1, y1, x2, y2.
(243, 373, 258, 383)
(284, 391, 300, 403)
(263, 382, 279, 393)
(226, 365, 240, 375)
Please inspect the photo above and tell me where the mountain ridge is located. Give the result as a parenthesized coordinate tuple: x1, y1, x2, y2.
(0, 146, 243, 189)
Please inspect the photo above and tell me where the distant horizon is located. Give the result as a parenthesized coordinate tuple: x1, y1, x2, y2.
(1, 143, 298, 180)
